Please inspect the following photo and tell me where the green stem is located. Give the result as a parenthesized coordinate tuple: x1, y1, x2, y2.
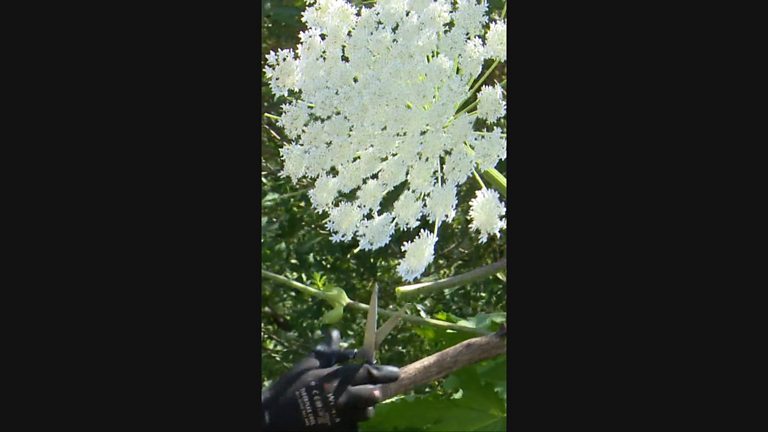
(445, 57, 503, 128)
(346, 301, 490, 335)
(481, 168, 507, 199)
(455, 99, 480, 118)
(472, 167, 486, 189)
(261, 270, 490, 335)
(262, 270, 329, 301)
(467, 58, 501, 97)
(462, 145, 507, 198)
(395, 259, 506, 299)
(264, 113, 280, 121)
(501, 1, 507, 18)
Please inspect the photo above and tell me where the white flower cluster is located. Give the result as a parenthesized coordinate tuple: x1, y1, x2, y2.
(468, 188, 506, 243)
(265, 0, 507, 281)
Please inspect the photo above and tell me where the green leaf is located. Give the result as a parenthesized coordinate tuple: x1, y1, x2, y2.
(433, 311, 462, 323)
(458, 312, 506, 332)
(361, 359, 506, 432)
(414, 325, 436, 341)
(361, 391, 504, 431)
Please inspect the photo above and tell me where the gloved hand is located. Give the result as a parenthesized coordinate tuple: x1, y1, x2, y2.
(262, 329, 400, 432)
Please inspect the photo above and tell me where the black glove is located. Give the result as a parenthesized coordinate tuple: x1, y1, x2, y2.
(262, 329, 400, 432)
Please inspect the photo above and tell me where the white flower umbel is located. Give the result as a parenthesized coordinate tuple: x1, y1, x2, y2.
(265, 0, 507, 281)
(476, 84, 506, 122)
(398, 229, 438, 282)
(468, 188, 506, 243)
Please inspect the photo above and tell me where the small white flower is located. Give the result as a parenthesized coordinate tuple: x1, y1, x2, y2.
(468, 188, 505, 243)
(445, 114, 475, 150)
(308, 174, 339, 210)
(425, 183, 457, 223)
(277, 102, 310, 140)
(443, 146, 475, 186)
(393, 188, 423, 229)
(476, 84, 506, 122)
(472, 127, 506, 171)
(423, 1, 452, 29)
(377, 0, 409, 28)
(354, 150, 384, 180)
(378, 155, 408, 189)
(357, 212, 396, 250)
(356, 179, 386, 213)
(265, 49, 300, 97)
(486, 19, 506, 61)
(279, 143, 307, 182)
(327, 202, 363, 242)
(397, 229, 438, 281)
(453, 0, 489, 37)
(460, 37, 486, 83)
(420, 130, 445, 162)
(407, 158, 437, 194)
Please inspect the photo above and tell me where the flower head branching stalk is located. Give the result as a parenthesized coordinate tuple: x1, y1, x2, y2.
(265, 0, 507, 282)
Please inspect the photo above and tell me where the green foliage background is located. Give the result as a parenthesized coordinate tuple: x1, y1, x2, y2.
(261, 1, 507, 430)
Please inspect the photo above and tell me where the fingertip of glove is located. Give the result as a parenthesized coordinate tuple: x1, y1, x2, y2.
(374, 364, 400, 376)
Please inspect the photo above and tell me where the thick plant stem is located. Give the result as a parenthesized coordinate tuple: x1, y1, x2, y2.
(261, 270, 490, 335)
(453, 99, 479, 119)
(461, 144, 508, 198)
(468, 58, 501, 97)
(481, 168, 507, 199)
(395, 258, 506, 299)
(378, 327, 507, 401)
(262, 270, 330, 301)
(472, 167, 486, 189)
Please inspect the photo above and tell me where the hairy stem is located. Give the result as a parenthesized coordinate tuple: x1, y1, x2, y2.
(395, 258, 506, 299)
(262, 270, 329, 301)
(346, 301, 489, 335)
(261, 270, 490, 335)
